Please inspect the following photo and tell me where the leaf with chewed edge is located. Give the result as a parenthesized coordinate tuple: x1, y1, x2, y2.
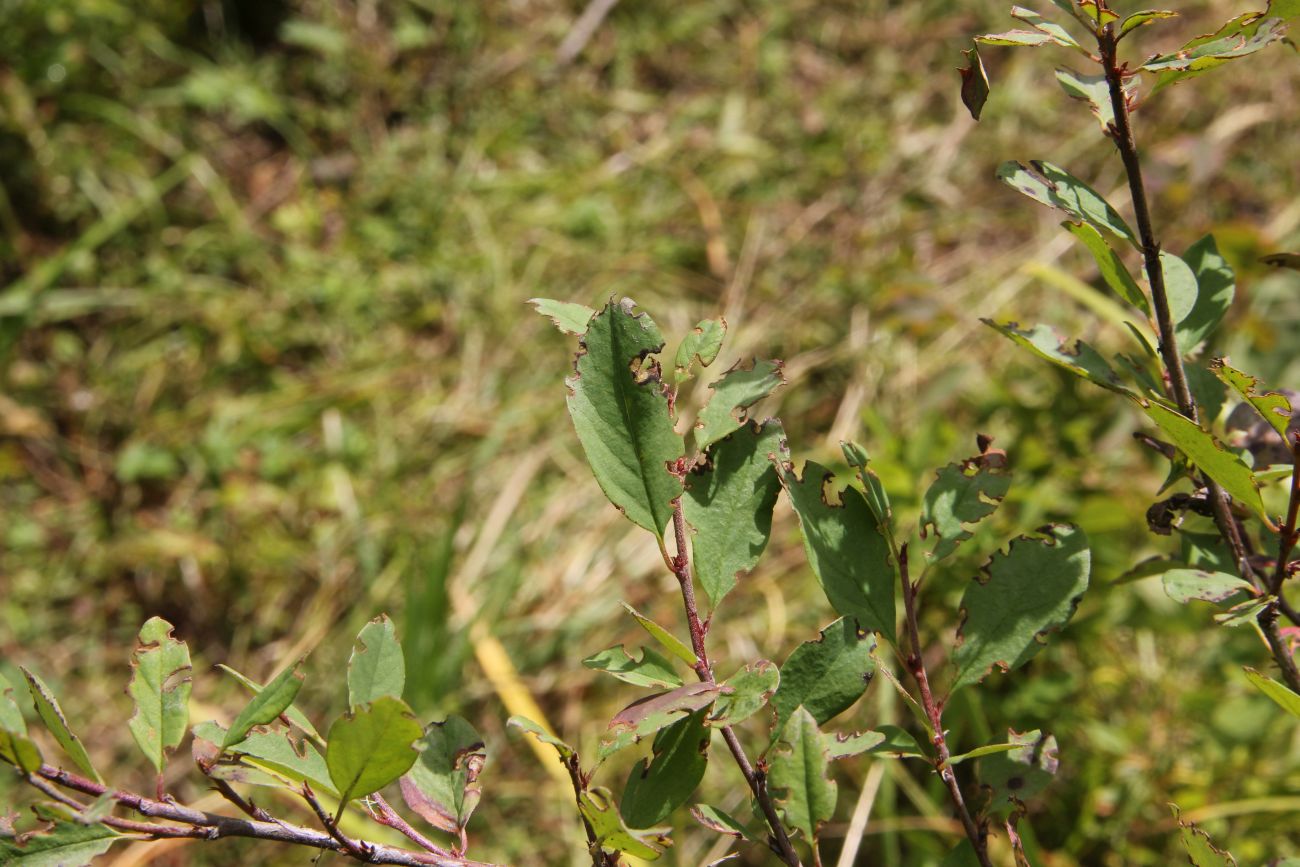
(222, 658, 304, 750)
(951, 525, 1090, 693)
(695, 359, 785, 450)
(984, 321, 1132, 396)
(921, 447, 1011, 561)
(978, 729, 1059, 814)
(579, 788, 672, 859)
(673, 318, 726, 383)
(325, 696, 422, 805)
(770, 618, 875, 739)
(707, 660, 778, 727)
(347, 615, 405, 708)
(1139, 401, 1267, 522)
(0, 816, 120, 865)
(584, 645, 683, 689)
(599, 683, 720, 761)
(1212, 359, 1292, 437)
(1172, 804, 1238, 866)
(530, 298, 595, 335)
(768, 707, 836, 843)
(125, 617, 192, 774)
(507, 715, 575, 759)
(621, 709, 709, 828)
(400, 715, 486, 835)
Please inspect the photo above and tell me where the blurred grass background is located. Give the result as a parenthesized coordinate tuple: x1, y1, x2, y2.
(2, 0, 1300, 864)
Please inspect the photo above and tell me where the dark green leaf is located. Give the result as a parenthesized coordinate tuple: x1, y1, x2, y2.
(770, 618, 876, 736)
(708, 660, 778, 727)
(599, 683, 721, 760)
(780, 462, 897, 640)
(578, 787, 671, 860)
(1212, 359, 1292, 437)
(348, 615, 405, 708)
(768, 707, 836, 842)
(325, 695, 423, 803)
(1243, 667, 1300, 719)
(622, 603, 699, 667)
(622, 709, 709, 828)
(984, 321, 1132, 395)
(951, 525, 1090, 692)
(1139, 401, 1266, 521)
(124, 616, 191, 774)
(997, 161, 1136, 245)
(978, 729, 1059, 812)
(1175, 236, 1235, 350)
(566, 299, 684, 537)
(921, 448, 1011, 561)
(583, 646, 683, 689)
(399, 715, 486, 834)
(1172, 804, 1237, 866)
(673, 318, 726, 383)
(1161, 569, 1253, 605)
(959, 47, 989, 121)
(695, 359, 785, 450)
(0, 818, 119, 866)
(683, 420, 784, 609)
(1062, 221, 1149, 315)
(506, 715, 574, 759)
(21, 668, 102, 784)
(222, 659, 304, 751)
(530, 298, 595, 335)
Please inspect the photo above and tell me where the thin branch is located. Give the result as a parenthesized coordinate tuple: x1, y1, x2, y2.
(898, 545, 992, 867)
(370, 794, 455, 858)
(1097, 27, 1300, 693)
(209, 777, 276, 823)
(668, 500, 804, 867)
(29, 765, 495, 867)
(303, 782, 374, 861)
(26, 773, 212, 839)
(1273, 433, 1300, 595)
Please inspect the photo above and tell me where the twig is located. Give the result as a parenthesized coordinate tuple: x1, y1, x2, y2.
(1273, 433, 1300, 595)
(668, 500, 804, 867)
(370, 794, 455, 858)
(1097, 26, 1300, 693)
(303, 783, 373, 861)
(26, 773, 212, 839)
(29, 764, 494, 867)
(209, 776, 275, 823)
(898, 545, 992, 867)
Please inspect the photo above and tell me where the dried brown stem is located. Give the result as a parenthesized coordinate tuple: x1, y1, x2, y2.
(668, 500, 804, 867)
(1097, 28, 1300, 693)
(898, 545, 992, 867)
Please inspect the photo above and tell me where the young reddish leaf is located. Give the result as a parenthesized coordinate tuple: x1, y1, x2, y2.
(959, 47, 990, 121)
(768, 707, 836, 843)
(124, 617, 192, 774)
(400, 715, 486, 835)
(578, 787, 671, 860)
(682, 420, 784, 610)
(566, 299, 684, 537)
(951, 525, 1090, 693)
(529, 298, 595, 335)
(21, 668, 102, 784)
(598, 683, 720, 760)
(325, 696, 422, 804)
(769, 618, 875, 737)
(621, 709, 709, 829)
(694, 359, 785, 450)
(779, 461, 897, 641)
(673, 317, 726, 383)
(584, 645, 683, 689)
(221, 658, 305, 751)
(348, 614, 405, 708)
(920, 443, 1011, 562)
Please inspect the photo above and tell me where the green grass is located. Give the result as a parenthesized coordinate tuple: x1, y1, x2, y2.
(3, 0, 1300, 863)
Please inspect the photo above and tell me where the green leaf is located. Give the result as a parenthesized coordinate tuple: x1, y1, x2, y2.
(1212, 359, 1292, 437)
(1119, 9, 1178, 39)
(673, 318, 726, 383)
(951, 525, 1090, 692)
(348, 615, 406, 708)
(125, 618, 192, 774)
(583, 646, 683, 689)
(222, 658, 305, 751)
(689, 803, 757, 842)
(21, 668, 102, 784)
(1161, 246, 1223, 339)
(1160, 569, 1253, 605)
(566, 299, 684, 537)
(707, 660, 779, 727)
(217, 663, 323, 746)
(984, 321, 1133, 396)
(947, 742, 1026, 766)
(399, 715, 486, 834)
(622, 603, 700, 667)
(194, 720, 336, 795)
(1243, 667, 1300, 719)
(770, 618, 876, 736)
(1079, 0, 1118, 25)
(0, 818, 120, 866)
(768, 707, 836, 843)
(621, 709, 709, 829)
(0, 730, 42, 773)
(682, 420, 784, 609)
(826, 724, 926, 760)
(976, 30, 1059, 46)
(779, 462, 897, 641)
(506, 715, 574, 759)
(1011, 5, 1086, 50)
(1054, 67, 1125, 130)
(598, 683, 721, 760)
(529, 298, 595, 336)
(694, 359, 785, 451)
(1138, 401, 1267, 521)
(920, 448, 1011, 561)
(1186, 363, 1228, 426)
(1214, 596, 1270, 627)
(1145, 14, 1287, 91)
(978, 729, 1059, 812)
(841, 441, 893, 533)
(959, 47, 990, 121)
(1062, 221, 1149, 315)
(578, 787, 671, 860)
(325, 695, 423, 804)
(0, 671, 26, 735)
(1172, 804, 1238, 866)
(997, 161, 1136, 246)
